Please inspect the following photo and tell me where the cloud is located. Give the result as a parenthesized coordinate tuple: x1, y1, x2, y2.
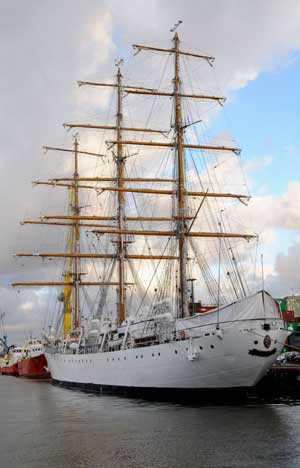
(1, 0, 300, 341)
(266, 242, 300, 296)
(20, 301, 35, 312)
(245, 181, 300, 235)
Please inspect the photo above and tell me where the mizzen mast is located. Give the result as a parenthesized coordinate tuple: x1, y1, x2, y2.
(61, 134, 81, 332)
(13, 136, 86, 335)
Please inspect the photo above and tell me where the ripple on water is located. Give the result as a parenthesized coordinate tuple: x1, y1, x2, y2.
(1, 376, 300, 468)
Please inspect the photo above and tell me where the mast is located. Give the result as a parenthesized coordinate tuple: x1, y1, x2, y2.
(62, 186, 73, 336)
(174, 32, 189, 318)
(13, 33, 257, 328)
(116, 64, 126, 324)
(73, 134, 80, 329)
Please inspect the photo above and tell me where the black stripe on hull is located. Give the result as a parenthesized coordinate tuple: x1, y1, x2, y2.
(52, 378, 252, 404)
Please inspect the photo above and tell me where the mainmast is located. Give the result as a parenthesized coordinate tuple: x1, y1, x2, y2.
(116, 64, 126, 324)
(73, 135, 81, 328)
(173, 32, 188, 318)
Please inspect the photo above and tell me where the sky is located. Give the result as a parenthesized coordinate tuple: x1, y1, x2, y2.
(1, 0, 300, 343)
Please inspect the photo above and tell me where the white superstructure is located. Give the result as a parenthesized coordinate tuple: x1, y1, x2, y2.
(21, 339, 45, 359)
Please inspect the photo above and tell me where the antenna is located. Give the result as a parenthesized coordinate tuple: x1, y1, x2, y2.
(170, 20, 183, 33)
(261, 253, 266, 322)
(261, 254, 265, 292)
(187, 278, 196, 315)
(115, 58, 124, 68)
(216, 210, 224, 329)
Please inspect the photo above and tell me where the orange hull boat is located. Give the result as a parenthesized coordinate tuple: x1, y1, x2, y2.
(17, 354, 49, 379)
(0, 362, 19, 376)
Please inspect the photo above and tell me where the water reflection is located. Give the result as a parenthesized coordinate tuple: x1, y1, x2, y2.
(1, 376, 300, 468)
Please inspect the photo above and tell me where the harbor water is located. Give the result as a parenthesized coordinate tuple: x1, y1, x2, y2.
(1, 375, 300, 468)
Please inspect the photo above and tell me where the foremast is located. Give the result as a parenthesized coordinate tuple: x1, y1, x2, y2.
(173, 32, 188, 318)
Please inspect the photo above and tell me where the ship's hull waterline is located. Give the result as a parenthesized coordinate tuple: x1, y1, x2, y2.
(46, 293, 288, 395)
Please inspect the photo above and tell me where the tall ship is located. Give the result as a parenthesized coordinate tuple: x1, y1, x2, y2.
(13, 30, 288, 396)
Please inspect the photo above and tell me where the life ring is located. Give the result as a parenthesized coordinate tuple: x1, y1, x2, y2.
(179, 329, 185, 339)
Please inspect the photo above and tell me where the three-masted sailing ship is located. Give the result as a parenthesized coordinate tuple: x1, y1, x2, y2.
(13, 31, 288, 395)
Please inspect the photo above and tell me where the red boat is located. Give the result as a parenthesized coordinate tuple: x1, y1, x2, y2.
(17, 353, 49, 379)
(17, 339, 49, 379)
(0, 346, 23, 376)
(0, 362, 19, 376)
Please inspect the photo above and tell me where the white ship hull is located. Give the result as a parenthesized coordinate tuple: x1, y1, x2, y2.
(46, 292, 288, 392)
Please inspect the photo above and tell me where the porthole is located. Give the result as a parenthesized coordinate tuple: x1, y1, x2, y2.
(136, 355, 138, 359)
(210, 345, 214, 349)
(186, 347, 188, 351)
(141, 355, 143, 358)
(118, 357, 120, 361)
(199, 346, 203, 350)
(175, 350, 178, 354)
(158, 352, 161, 356)
(254, 340, 258, 345)
(124, 357, 126, 360)
(152, 353, 154, 357)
